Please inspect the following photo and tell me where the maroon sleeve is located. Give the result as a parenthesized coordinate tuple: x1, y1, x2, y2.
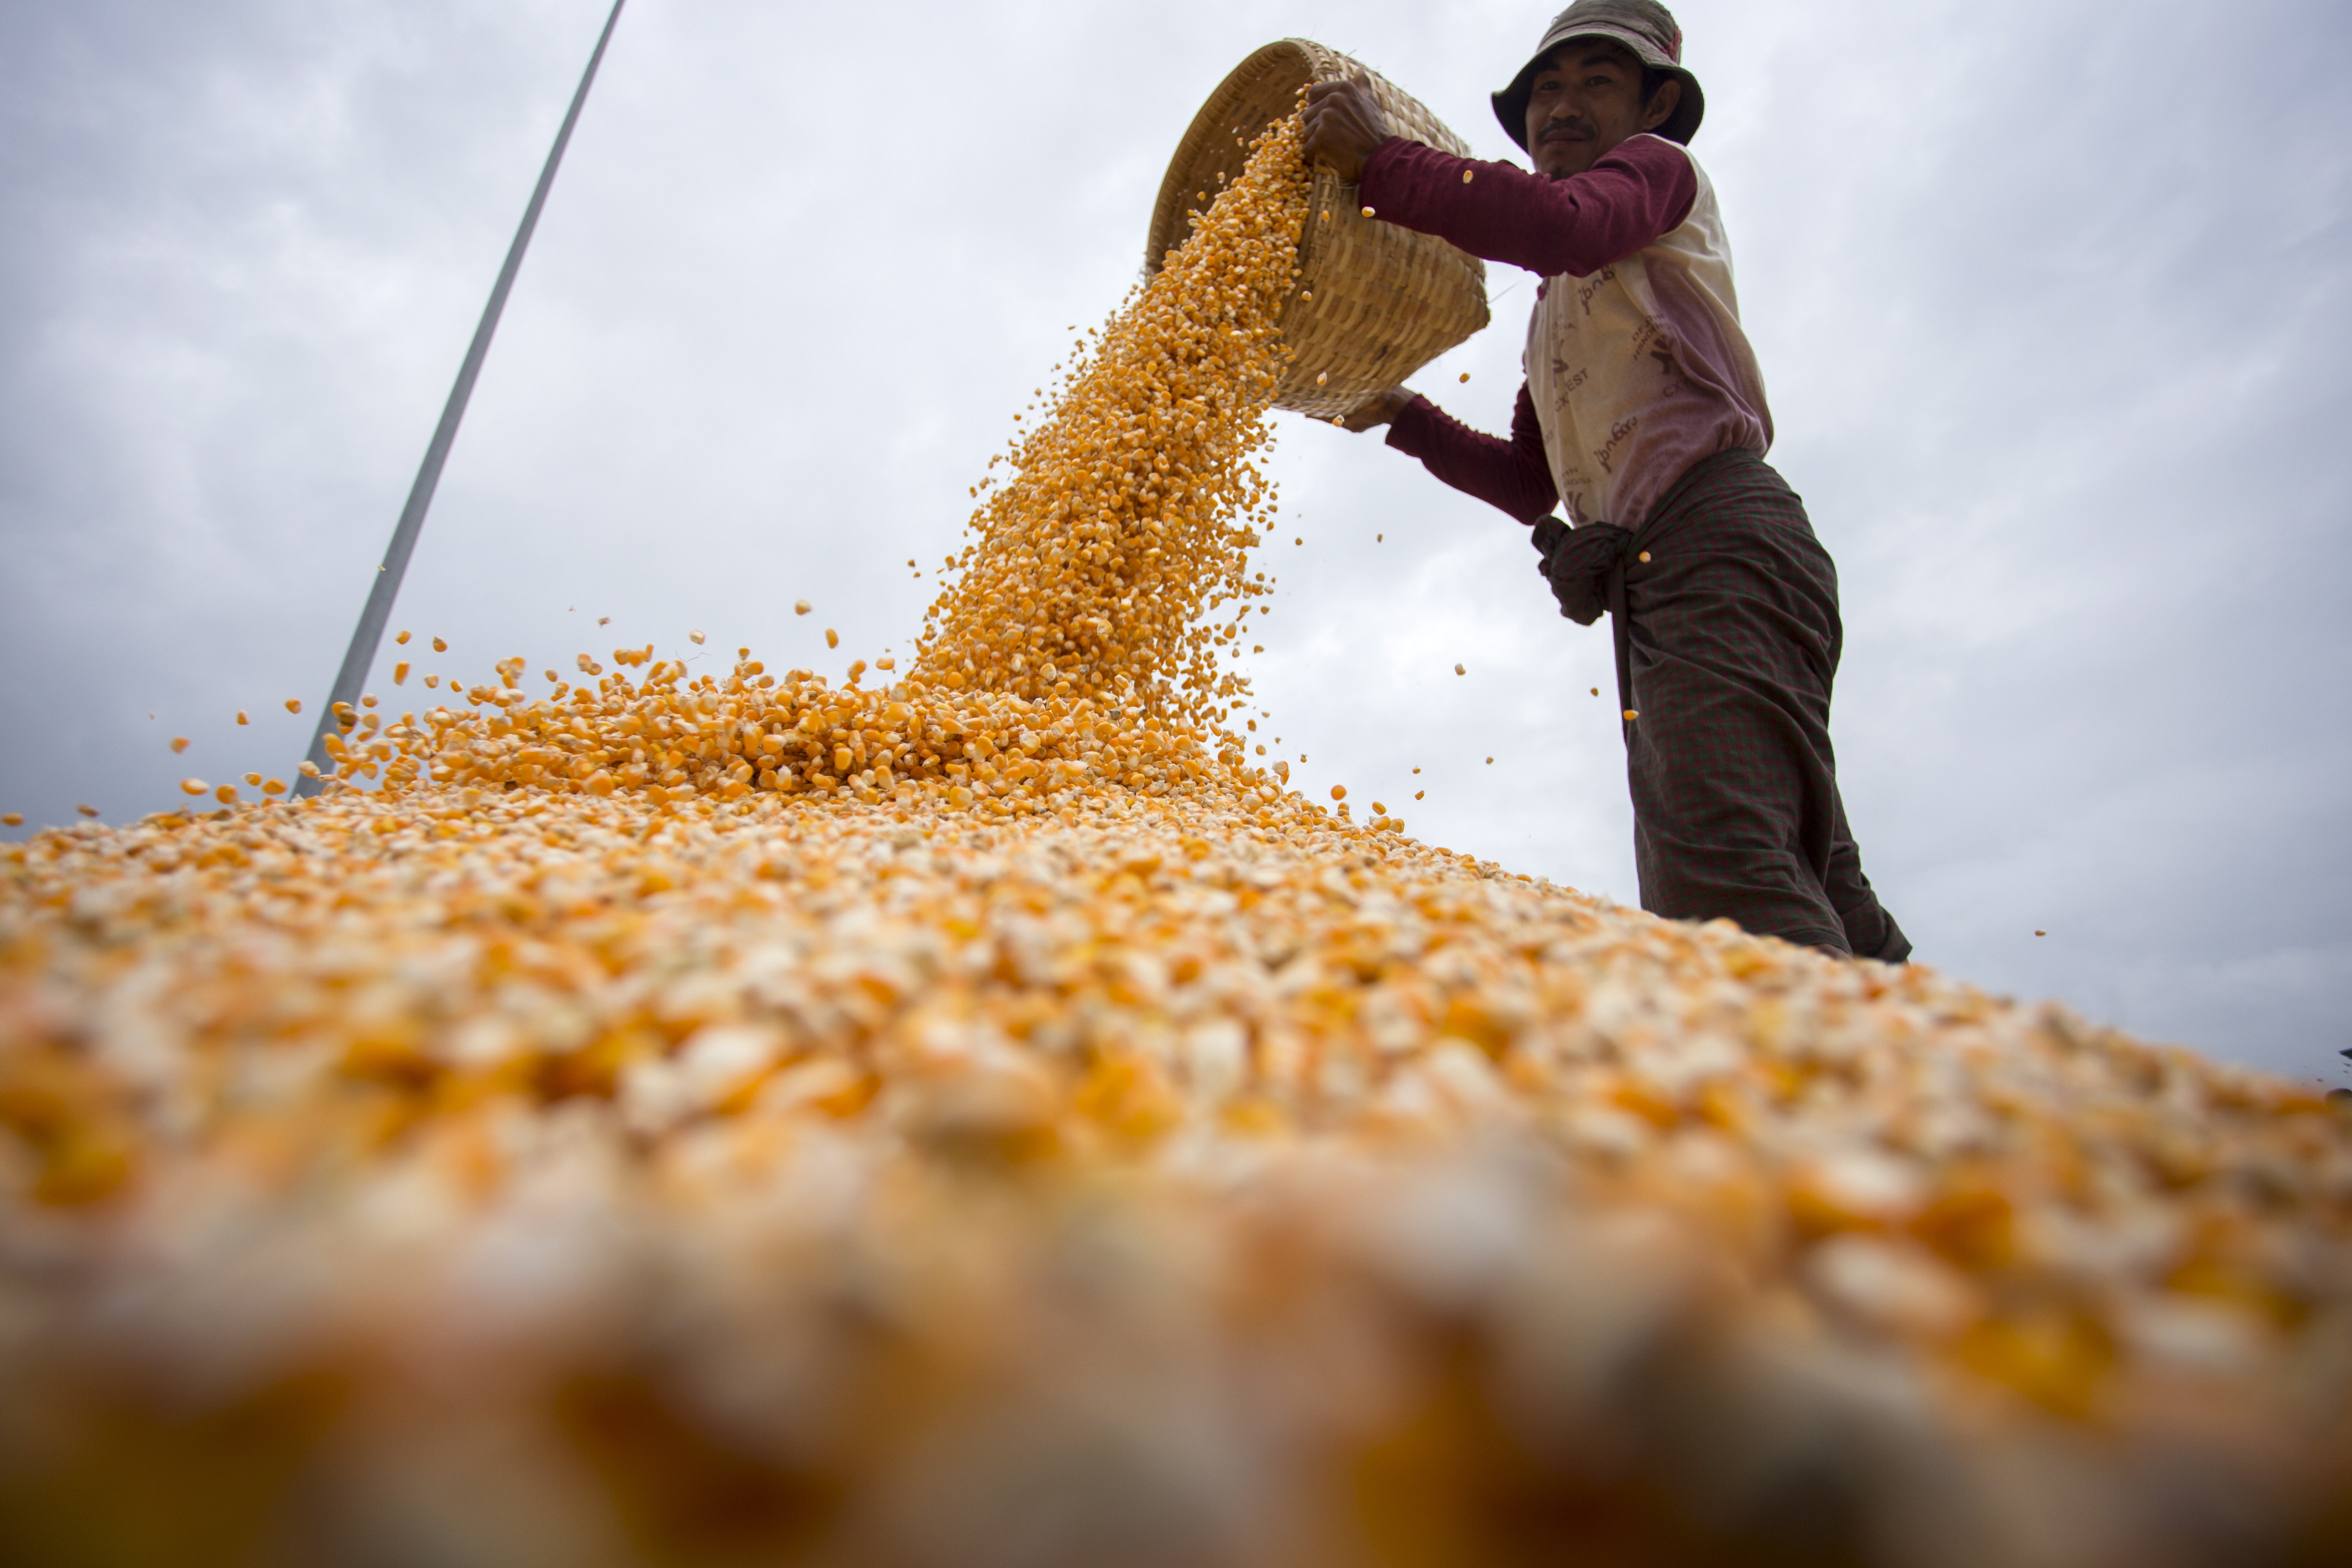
(1357, 133, 1698, 279)
(1384, 382, 1557, 525)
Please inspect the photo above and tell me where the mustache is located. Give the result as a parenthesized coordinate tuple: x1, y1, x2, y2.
(1538, 119, 1596, 142)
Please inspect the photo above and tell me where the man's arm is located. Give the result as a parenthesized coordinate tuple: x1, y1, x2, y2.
(1359, 135, 1696, 279)
(1300, 79, 1696, 278)
(1347, 382, 1557, 525)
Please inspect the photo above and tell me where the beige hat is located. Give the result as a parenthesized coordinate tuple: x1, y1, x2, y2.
(1492, 0, 1705, 151)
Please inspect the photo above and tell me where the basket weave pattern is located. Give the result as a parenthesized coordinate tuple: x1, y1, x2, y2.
(1145, 39, 1491, 419)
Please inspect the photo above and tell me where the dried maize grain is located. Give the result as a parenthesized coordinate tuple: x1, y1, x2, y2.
(1, 98, 2343, 1568)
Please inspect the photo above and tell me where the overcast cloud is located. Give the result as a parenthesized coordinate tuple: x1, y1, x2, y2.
(2, 0, 2346, 1087)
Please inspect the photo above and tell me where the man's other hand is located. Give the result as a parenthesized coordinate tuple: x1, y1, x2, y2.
(1303, 80, 1393, 185)
(1335, 387, 1415, 433)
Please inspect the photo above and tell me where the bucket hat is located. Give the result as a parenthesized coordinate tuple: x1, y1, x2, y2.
(1491, 0, 1705, 151)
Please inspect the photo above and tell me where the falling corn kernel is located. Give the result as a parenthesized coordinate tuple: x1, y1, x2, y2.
(0, 813, 20, 827)
(285, 699, 302, 714)
(2035, 930, 2047, 937)
(1638, 551, 1651, 563)
(434, 637, 450, 652)
(1623, 709, 1639, 721)
(73, 804, 98, 818)
(1454, 664, 1465, 675)
(795, 600, 811, 616)
(1330, 785, 1346, 801)
(1591, 687, 1600, 696)
(1462, 169, 1475, 183)
(1360, 205, 1375, 217)
(212, 785, 238, 805)
(1414, 790, 1424, 800)
(690, 631, 706, 645)
(170, 737, 190, 755)
(393, 663, 410, 685)
(242, 773, 262, 787)
(825, 629, 840, 649)
(1485, 756, 1494, 764)
(396, 630, 412, 646)
(1371, 802, 1386, 815)
(1459, 372, 1471, 382)
(262, 780, 286, 796)
(178, 779, 207, 797)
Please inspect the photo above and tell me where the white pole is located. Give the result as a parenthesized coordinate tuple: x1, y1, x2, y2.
(297, 0, 628, 796)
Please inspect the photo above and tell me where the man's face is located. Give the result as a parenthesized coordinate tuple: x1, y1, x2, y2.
(1523, 40, 1681, 178)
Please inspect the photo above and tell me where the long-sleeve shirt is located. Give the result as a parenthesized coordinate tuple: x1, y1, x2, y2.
(1359, 131, 1772, 532)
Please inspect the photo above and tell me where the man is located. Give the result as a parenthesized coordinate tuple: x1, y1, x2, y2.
(1303, 0, 1909, 962)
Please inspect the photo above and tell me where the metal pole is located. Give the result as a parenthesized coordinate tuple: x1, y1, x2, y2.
(297, 0, 627, 796)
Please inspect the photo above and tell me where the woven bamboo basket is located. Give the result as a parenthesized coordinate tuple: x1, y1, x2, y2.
(1144, 39, 1490, 420)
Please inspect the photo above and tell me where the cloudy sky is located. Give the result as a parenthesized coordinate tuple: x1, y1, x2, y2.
(3, 0, 2346, 1086)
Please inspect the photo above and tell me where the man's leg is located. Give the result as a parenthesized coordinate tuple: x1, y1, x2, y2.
(1627, 624, 1851, 953)
(1824, 787, 1911, 962)
(1619, 453, 1894, 957)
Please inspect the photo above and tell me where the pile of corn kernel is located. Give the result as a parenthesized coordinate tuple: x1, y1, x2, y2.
(3, 110, 2349, 1568)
